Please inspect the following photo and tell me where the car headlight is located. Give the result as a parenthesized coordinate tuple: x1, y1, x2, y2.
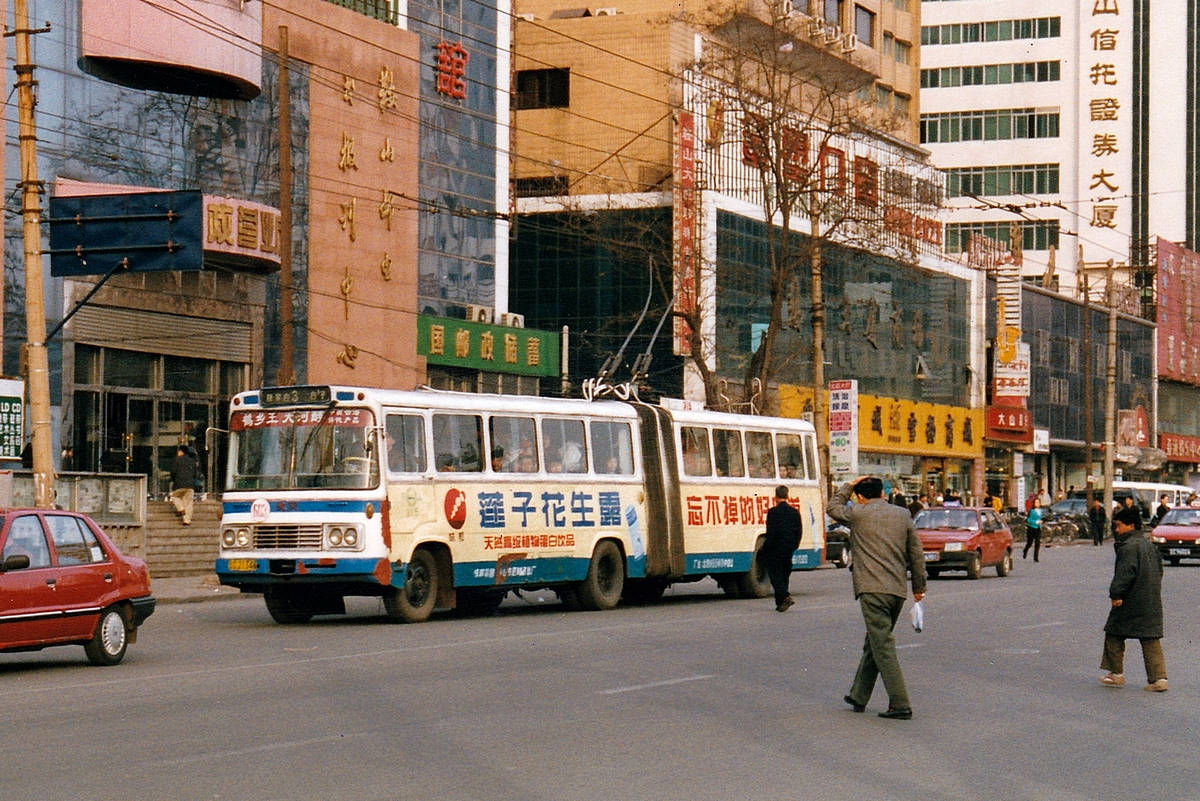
(1151, 535, 1164, 543)
(944, 542, 964, 552)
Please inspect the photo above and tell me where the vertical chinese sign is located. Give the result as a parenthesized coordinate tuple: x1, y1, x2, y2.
(1156, 240, 1200, 384)
(829, 380, 858, 477)
(673, 110, 697, 356)
(1080, 0, 1131, 264)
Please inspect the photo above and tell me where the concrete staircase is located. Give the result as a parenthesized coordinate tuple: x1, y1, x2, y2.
(137, 500, 223, 578)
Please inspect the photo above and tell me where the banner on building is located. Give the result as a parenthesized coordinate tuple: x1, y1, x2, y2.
(828, 380, 858, 476)
(0, 379, 22, 460)
(672, 110, 697, 357)
(1156, 240, 1200, 385)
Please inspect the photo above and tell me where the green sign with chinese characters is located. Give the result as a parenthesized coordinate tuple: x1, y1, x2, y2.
(417, 315, 560, 377)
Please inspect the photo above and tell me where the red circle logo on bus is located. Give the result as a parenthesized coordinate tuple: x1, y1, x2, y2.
(444, 489, 467, 530)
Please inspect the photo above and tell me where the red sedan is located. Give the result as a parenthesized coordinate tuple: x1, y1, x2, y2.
(0, 509, 155, 665)
(914, 506, 1015, 580)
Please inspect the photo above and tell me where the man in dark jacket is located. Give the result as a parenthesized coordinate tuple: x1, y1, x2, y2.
(764, 485, 802, 612)
(829, 477, 926, 720)
(1088, 498, 1106, 546)
(1100, 506, 1168, 691)
(169, 446, 198, 525)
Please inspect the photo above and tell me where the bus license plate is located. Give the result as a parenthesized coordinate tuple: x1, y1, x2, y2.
(924, 552, 939, 562)
(227, 559, 259, 572)
(1169, 548, 1191, 556)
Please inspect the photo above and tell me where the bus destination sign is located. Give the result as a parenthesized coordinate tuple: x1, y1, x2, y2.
(259, 386, 333, 407)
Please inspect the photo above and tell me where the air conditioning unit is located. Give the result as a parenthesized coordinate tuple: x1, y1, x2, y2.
(824, 24, 842, 44)
(780, 0, 795, 16)
(841, 32, 857, 52)
(592, 7, 619, 15)
(466, 304, 494, 323)
(498, 312, 525, 328)
(516, 12, 535, 20)
(807, 19, 824, 38)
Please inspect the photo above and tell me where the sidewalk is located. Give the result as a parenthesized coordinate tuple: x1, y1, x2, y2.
(151, 573, 245, 605)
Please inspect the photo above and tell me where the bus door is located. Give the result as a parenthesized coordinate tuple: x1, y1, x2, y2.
(633, 404, 685, 578)
(382, 411, 438, 560)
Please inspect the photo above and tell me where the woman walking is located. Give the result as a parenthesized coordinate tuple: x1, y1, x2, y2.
(1023, 497, 1045, 561)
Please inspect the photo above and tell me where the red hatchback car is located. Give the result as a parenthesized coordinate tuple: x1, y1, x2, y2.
(914, 506, 1015, 580)
(0, 509, 155, 665)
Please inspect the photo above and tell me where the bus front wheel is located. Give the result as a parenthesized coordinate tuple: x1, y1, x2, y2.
(577, 541, 625, 611)
(264, 588, 314, 624)
(384, 549, 439, 623)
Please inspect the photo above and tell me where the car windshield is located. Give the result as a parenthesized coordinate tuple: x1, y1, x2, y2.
(1159, 509, 1200, 526)
(228, 407, 379, 491)
(914, 509, 979, 531)
(1050, 500, 1084, 515)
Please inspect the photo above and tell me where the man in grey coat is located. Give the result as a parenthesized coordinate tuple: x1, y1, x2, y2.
(828, 476, 927, 719)
(1100, 505, 1168, 691)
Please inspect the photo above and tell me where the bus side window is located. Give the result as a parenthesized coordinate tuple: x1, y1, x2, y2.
(745, 431, 775, 479)
(543, 418, 587, 473)
(713, 429, 745, 477)
(432, 414, 483, 472)
(490, 416, 537, 473)
(591, 420, 634, 475)
(802, 434, 818, 482)
(385, 414, 427, 473)
(775, 433, 804, 479)
(681, 426, 712, 477)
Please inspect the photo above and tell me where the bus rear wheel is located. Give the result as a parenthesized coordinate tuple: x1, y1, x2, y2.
(384, 549, 439, 623)
(735, 539, 773, 598)
(577, 541, 625, 611)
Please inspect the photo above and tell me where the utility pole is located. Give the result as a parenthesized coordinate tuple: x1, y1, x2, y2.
(1081, 248, 1095, 520)
(277, 25, 294, 386)
(10, 0, 54, 507)
(1103, 258, 1117, 529)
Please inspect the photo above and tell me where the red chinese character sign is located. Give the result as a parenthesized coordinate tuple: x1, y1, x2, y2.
(673, 110, 697, 356)
(1156, 240, 1200, 385)
(435, 41, 470, 100)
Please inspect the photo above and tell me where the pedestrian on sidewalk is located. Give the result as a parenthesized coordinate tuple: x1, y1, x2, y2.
(764, 485, 802, 612)
(1100, 506, 1168, 692)
(1089, 498, 1106, 546)
(169, 446, 198, 525)
(1023, 497, 1045, 561)
(828, 477, 926, 720)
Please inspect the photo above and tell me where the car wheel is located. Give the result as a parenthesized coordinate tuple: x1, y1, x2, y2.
(839, 545, 852, 570)
(1168, 556, 1181, 566)
(577, 540, 625, 611)
(264, 587, 315, 624)
(84, 606, 129, 666)
(996, 551, 1013, 577)
(966, 552, 982, 580)
(383, 548, 439, 623)
(735, 538, 774, 598)
(926, 568, 940, 580)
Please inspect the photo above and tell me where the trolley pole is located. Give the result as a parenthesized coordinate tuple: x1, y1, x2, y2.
(10, 0, 55, 507)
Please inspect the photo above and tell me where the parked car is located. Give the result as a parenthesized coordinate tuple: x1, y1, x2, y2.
(1149, 507, 1200, 565)
(0, 509, 155, 665)
(825, 518, 851, 569)
(914, 506, 1014, 580)
(1045, 498, 1091, 530)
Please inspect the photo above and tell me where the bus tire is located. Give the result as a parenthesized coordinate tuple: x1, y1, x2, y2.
(264, 588, 314, 624)
(384, 548, 439, 623)
(556, 585, 582, 610)
(577, 540, 625, 611)
(735, 539, 773, 599)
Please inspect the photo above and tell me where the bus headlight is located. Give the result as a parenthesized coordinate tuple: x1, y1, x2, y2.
(324, 524, 363, 550)
(343, 528, 359, 546)
(329, 527, 344, 546)
(222, 527, 253, 549)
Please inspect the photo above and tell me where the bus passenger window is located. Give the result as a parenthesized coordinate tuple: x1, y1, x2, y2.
(490, 416, 537, 473)
(591, 420, 634, 474)
(432, 414, 483, 472)
(776, 433, 805, 479)
(745, 431, 776, 479)
(681, 427, 712, 477)
(802, 434, 818, 482)
(713, 429, 745, 477)
(543, 418, 587, 474)
(385, 414, 426, 473)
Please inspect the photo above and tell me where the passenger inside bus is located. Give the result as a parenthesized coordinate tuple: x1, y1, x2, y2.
(491, 447, 505, 472)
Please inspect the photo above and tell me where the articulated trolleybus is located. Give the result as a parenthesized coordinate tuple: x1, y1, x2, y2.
(215, 385, 826, 623)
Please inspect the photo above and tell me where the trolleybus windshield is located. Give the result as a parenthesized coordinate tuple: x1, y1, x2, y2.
(228, 407, 378, 491)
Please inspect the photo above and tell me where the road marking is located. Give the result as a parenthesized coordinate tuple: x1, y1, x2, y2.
(598, 674, 714, 695)
(1017, 621, 1067, 630)
(896, 643, 923, 650)
(995, 648, 1040, 654)
(149, 732, 375, 766)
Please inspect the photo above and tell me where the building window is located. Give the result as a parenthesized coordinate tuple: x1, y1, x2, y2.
(894, 0, 908, 10)
(921, 17, 1060, 46)
(893, 93, 910, 117)
(1049, 377, 1069, 405)
(943, 164, 1060, 198)
(882, 33, 894, 57)
(920, 108, 1060, 144)
(824, 0, 843, 25)
(855, 6, 875, 45)
(1067, 337, 1079, 372)
(943, 220, 1060, 253)
(514, 176, 570, 197)
(894, 40, 911, 64)
(1035, 330, 1050, 366)
(514, 69, 569, 110)
(923, 61, 1059, 89)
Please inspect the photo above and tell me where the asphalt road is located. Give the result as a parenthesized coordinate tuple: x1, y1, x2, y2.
(2, 544, 1199, 801)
